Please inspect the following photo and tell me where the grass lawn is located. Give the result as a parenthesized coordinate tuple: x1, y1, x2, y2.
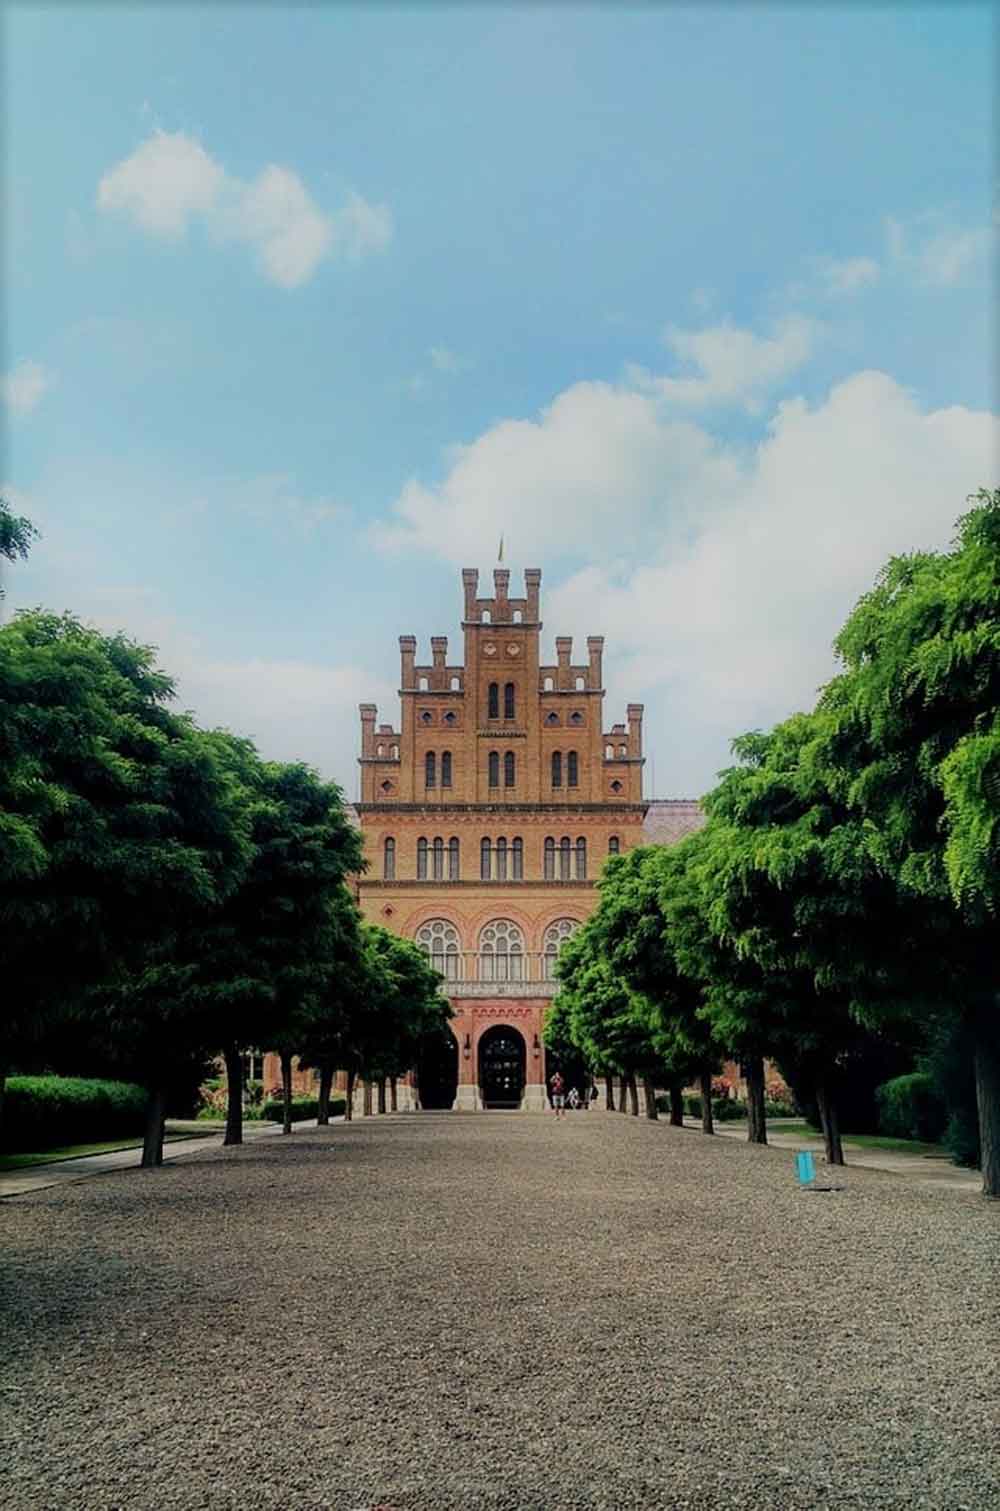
(771, 1122, 945, 1157)
(0, 1130, 216, 1171)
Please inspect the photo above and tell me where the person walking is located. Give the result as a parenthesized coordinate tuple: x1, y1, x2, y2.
(549, 1070, 566, 1119)
(567, 1086, 580, 1111)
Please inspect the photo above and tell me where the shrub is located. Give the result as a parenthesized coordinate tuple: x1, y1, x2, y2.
(683, 1093, 702, 1118)
(712, 1097, 746, 1121)
(260, 1096, 346, 1123)
(2, 1076, 147, 1152)
(876, 1072, 947, 1143)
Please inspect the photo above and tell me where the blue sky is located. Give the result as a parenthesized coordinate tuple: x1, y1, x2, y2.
(4, 3, 996, 799)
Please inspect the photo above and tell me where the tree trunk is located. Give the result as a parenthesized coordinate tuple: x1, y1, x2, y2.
(617, 1075, 628, 1112)
(628, 1076, 639, 1117)
(699, 1067, 715, 1136)
(815, 1076, 845, 1166)
(345, 1070, 355, 1121)
(377, 1078, 387, 1114)
(390, 1076, 398, 1112)
(0, 1057, 7, 1144)
(280, 1050, 293, 1134)
(974, 1023, 1000, 1198)
(745, 1053, 767, 1144)
(317, 1064, 334, 1126)
(141, 1085, 166, 1168)
(363, 1081, 373, 1117)
(642, 1076, 659, 1119)
(223, 1042, 244, 1146)
(604, 1073, 615, 1111)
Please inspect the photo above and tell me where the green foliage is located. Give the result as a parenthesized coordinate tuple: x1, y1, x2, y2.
(260, 1096, 345, 1123)
(875, 1073, 947, 1143)
(3, 1075, 146, 1151)
(0, 497, 40, 598)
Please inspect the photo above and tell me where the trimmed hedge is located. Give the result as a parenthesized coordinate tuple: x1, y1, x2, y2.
(260, 1096, 346, 1123)
(876, 1073, 947, 1143)
(3, 1075, 147, 1153)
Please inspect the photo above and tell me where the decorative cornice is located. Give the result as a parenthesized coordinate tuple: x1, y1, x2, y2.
(356, 802, 648, 815)
(361, 879, 596, 889)
(444, 981, 557, 999)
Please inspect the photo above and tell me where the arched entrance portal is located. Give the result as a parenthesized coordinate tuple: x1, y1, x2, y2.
(478, 1025, 526, 1110)
(417, 1030, 459, 1110)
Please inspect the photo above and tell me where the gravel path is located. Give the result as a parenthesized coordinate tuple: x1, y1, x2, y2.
(2, 1113, 997, 1510)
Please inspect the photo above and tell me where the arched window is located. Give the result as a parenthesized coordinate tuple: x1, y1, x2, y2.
(567, 751, 579, 787)
(544, 837, 555, 880)
(425, 751, 436, 787)
(481, 610, 491, 623)
(512, 837, 523, 880)
(488, 682, 499, 719)
(575, 676, 585, 690)
(504, 682, 515, 720)
(390, 744, 399, 759)
(449, 836, 460, 880)
(480, 838, 492, 880)
(419, 676, 429, 691)
(608, 835, 620, 855)
(551, 751, 562, 788)
(605, 743, 614, 759)
(618, 744, 628, 757)
(478, 919, 524, 982)
(570, 710, 583, 725)
(383, 837, 395, 879)
(543, 676, 554, 691)
(488, 751, 500, 788)
(576, 838, 587, 879)
(432, 837, 445, 881)
(546, 711, 559, 725)
(443, 711, 456, 725)
(420, 710, 433, 724)
(441, 751, 452, 788)
(559, 836, 572, 881)
(504, 751, 515, 788)
(543, 918, 578, 979)
(496, 836, 508, 881)
(513, 610, 522, 623)
(450, 676, 461, 690)
(416, 918, 460, 981)
(376, 743, 385, 758)
(417, 837, 428, 880)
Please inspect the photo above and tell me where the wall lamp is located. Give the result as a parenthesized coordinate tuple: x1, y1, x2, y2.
(463, 1034, 471, 1058)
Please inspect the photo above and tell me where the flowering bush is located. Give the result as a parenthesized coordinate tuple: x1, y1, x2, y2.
(711, 1076, 734, 1100)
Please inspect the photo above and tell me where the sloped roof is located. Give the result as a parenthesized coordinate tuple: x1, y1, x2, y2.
(642, 799, 705, 846)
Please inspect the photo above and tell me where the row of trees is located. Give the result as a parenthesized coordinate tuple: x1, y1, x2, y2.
(1, 525, 451, 1165)
(547, 490, 1000, 1198)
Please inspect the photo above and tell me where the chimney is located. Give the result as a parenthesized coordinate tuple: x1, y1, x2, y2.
(399, 635, 417, 688)
(587, 635, 604, 689)
(431, 636, 447, 669)
(555, 636, 572, 668)
(524, 568, 541, 622)
(462, 568, 479, 620)
(627, 703, 644, 757)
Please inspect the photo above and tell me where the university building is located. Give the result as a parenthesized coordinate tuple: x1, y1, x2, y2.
(347, 565, 703, 1112)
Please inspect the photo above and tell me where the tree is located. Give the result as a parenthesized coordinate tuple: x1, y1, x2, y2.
(0, 497, 39, 605)
(355, 926, 453, 1109)
(0, 611, 251, 1159)
(822, 487, 1000, 1195)
(548, 922, 656, 1116)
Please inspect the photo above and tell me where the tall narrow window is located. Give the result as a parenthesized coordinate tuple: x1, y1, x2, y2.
(551, 751, 562, 788)
(383, 837, 395, 880)
(480, 838, 492, 880)
(417, 837, 428, 880)
(504, 751, 515, 788)
(544, 837, 555, 880)
(432, 837, 444, 881)
(608, 835, 620, 855)
(441, 751, 452, 788)
(488, 682, 499, 719)
(512, 837, 523, 879)
(559, 836, 572, 881)
(576, 838, 587, 879)
(449, 836, 460, 880)
(496, 836, 508, 880)
(488, 750, 500, 788)
(504, 682, 515, 720)
(567, 751, 579, 787)
(425, 751, 436, 787)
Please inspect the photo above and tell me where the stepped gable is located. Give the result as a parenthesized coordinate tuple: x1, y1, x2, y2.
(642, 798, 705, 845)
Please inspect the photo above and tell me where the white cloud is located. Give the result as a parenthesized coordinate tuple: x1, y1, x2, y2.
(3, 360, 52, 416)
(374, 378, 744, 561)
(886, 213, 994, 287)
(97, 130, 224, 236)
(822, 256, 880, 295)
(96, 129, 391, 288)
(651, 314, 818, 411)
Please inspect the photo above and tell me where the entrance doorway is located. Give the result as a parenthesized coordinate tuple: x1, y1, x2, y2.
(417, 1030, 459, 1110)
(478, 1025, 526, 1109)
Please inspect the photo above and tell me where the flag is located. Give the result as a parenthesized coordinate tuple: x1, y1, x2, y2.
(498, 533, 504, 563)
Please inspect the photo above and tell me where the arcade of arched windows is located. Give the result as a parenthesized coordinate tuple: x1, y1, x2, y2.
(543, 835, 587, 880)
(382, 833, 607, 881)
(413, 913, 584, 985)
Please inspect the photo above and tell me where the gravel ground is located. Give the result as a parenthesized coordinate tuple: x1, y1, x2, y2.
(2, 1112, 998, 1511)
